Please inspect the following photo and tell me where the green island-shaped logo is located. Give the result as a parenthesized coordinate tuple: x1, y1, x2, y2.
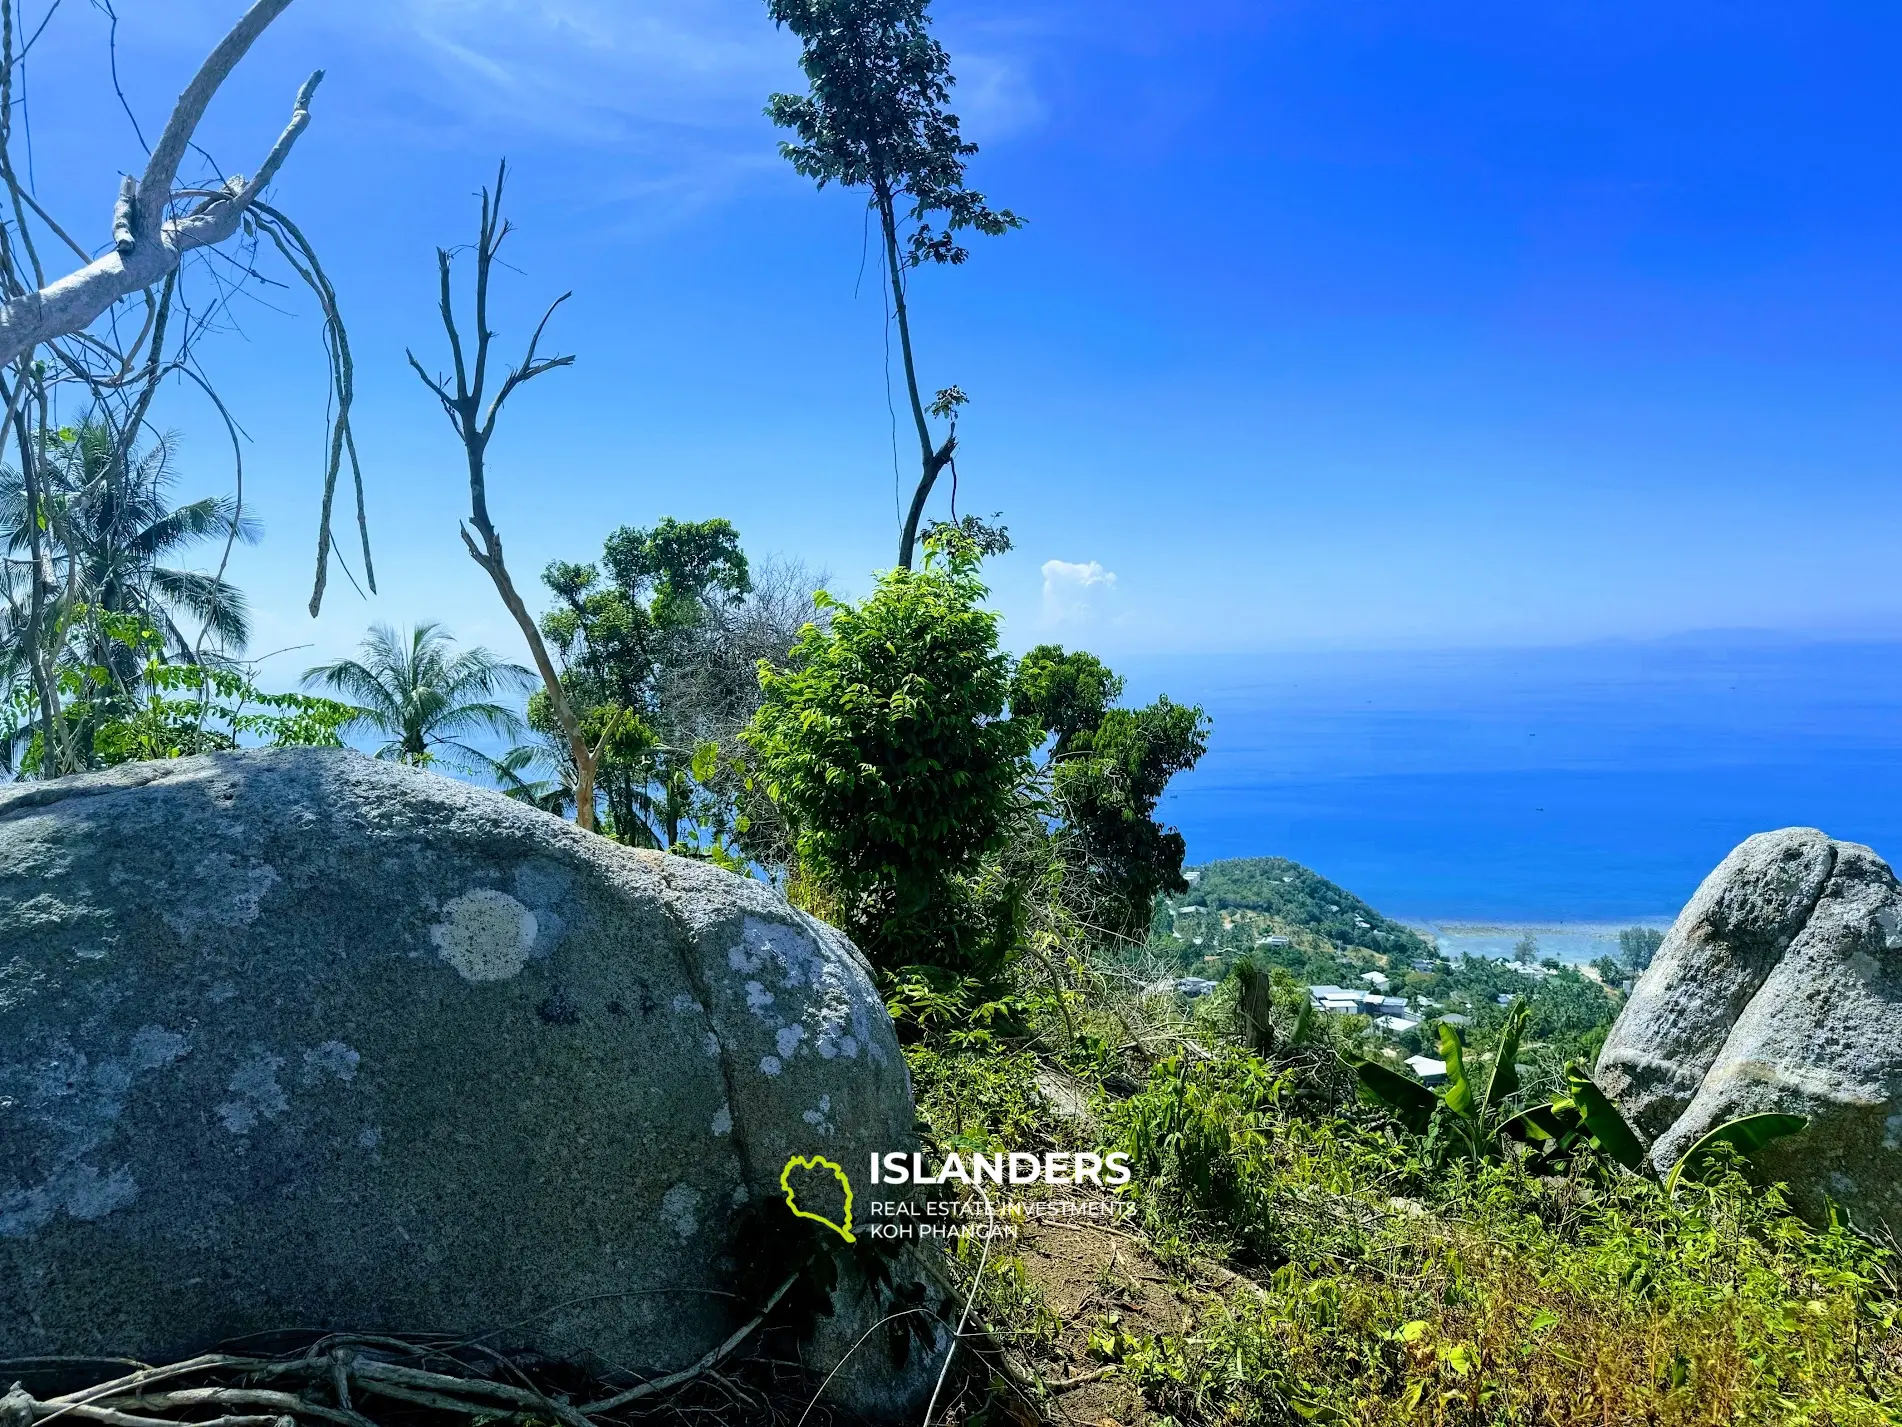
(780, 1154, 855, 1242)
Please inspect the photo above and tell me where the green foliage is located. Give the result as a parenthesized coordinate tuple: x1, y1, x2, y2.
(1354, 1002, 1537, 1164)
(906, 1039, 1050, 1153)
(1120, 1046, 1296, 1259)
(765, 0, 1021, 268)
(1619, 924, 1665, 973)
(1016, 643, 1210, 944)
(1011, 643, 1122, 755)
(3, 421, 264, 774)
(5, 610, 351, 772)
(92, 660, 354, 765)
(302, 622, 529, 770)
(1098, 1045, 1898, 1424)
(1665, 1112, 1810, 1197)
(744, 538, 1034, 976)
(1356, 1020, 1809, 1197)
(1351, 1056, 1438, 1135)
(1559, 1062, 1650, 1173)
(921, 511, 1011, 557)
(527, 518, 753, 846)
(1179, 856, 1434, 957)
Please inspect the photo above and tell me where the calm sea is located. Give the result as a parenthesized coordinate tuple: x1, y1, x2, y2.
(1121, 634, 1902, 925)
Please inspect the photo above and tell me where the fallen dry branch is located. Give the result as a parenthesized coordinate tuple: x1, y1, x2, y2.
(1, 1302, 811, 1427)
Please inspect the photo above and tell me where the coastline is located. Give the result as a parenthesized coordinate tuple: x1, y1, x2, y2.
(1406, 918, 1674, 966)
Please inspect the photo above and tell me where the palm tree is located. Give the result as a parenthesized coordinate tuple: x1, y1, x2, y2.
(2, 419, 259, 774)
(2, 421, 260, 665)
(303, 622, 531, 768)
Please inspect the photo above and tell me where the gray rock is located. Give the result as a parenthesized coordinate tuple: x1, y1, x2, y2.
(1596, 828, 1835, 1139)
(1595, 827, 1902, 1233)
(0, 748, 945, 1415)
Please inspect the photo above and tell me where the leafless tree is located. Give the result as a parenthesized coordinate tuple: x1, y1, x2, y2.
(406, 162, 617, 833)
(0, 0, 370, 778)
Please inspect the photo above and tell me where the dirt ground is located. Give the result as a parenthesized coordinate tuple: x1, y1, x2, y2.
(966, 1191, 1221, 1427)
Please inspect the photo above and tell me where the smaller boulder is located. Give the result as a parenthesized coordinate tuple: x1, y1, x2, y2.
(1596, 827, 1902, 1233)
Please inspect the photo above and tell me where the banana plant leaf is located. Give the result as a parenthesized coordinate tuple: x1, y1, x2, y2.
(1664, 1112, 1809, 1196)
(1439, 1021, 1474, 1120)
(1479, 1001, 1530, 1120)
(1287, 996, 1314, 1048)
(1353, 1057, 1439, 1135)
(1562, 1064, 1648, 1173)
(1499, 1101, 1579, 1145)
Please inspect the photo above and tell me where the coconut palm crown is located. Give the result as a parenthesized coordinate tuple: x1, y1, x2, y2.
(303, 622, 531, 768)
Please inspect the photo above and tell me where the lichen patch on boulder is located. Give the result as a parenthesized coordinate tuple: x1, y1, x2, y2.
(431, 889, 538, 982)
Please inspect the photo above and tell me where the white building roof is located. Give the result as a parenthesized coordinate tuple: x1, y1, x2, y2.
(1378, 1016, 1421, 1034)
(1405, 1055, 1448, 1082)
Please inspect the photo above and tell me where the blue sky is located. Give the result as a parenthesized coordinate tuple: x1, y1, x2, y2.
(21, 1, 1902, 673)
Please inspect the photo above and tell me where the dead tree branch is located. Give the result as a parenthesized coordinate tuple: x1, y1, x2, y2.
(0, 0, 314, 369)
(407, 161, 600, 829)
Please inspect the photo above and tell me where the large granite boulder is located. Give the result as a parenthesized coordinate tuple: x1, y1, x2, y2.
(1596, 827, 1902, 1233)
(0, 748, 943, 1416)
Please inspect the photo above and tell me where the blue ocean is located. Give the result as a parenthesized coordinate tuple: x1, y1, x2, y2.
(1123, 634, 1902, 927)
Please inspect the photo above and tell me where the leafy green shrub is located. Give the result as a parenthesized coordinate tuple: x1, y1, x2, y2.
(906, 1041, 1051, 1154)
(744, 538, 1034, 977)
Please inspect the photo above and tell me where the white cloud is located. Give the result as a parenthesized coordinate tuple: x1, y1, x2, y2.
(952, 51, 1048, 139)
(1040, 558, 1117, 626)
(385, 0, 792, 121)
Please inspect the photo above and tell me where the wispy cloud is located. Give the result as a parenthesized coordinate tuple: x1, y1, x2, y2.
(1040, 558, 1118, 626)
(317, 0, 1045, 212)
(347, 0, 796, 139)
(953, 50, 1047, 139)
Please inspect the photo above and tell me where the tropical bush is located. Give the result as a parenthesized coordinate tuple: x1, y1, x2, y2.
(745, 535, 1036, 976)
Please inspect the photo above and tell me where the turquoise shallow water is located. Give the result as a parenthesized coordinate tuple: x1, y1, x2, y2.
(1121, 634, 1902, 923)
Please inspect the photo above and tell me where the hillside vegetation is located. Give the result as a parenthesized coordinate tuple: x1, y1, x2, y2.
(1172, 857, 1434, 957)
(904, 935, 1902, 1426)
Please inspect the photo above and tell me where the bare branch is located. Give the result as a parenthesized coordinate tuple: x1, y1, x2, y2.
(248, 201, 374, 613)
(422, 167, 594, 826)
(405, 350, 463, 425)
(434, 248, 471, 408)
(0, 4, 314, 369)
(136, 0, 294, 236)
(480, 292, 574, 439)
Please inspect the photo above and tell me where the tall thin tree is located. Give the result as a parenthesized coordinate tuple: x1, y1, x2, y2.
(407, 162, 617, 832)
(766, 0, 1021, 569)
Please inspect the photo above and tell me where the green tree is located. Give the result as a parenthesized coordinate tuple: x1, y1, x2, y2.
(1619, 925, 1664, 974)
(1012, 644, 1210, 944)
(743, 537, 1035, 975)
(2, 421, 260, 769)
(1513, 933, 1538, 965)
(302, 622, 530, 769)
(1010, 643, 1121, 754)
(526, 517, 753, 845)
(4, 611, 353, 774)
(766, 0, 1021, 570)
